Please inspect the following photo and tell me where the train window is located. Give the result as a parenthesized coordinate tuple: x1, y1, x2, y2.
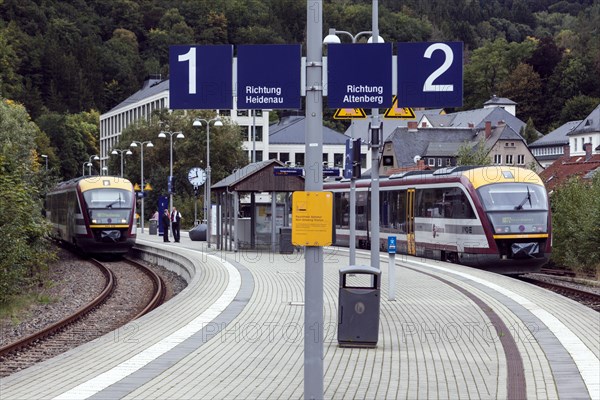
(334, 192, 350, 229)
(416, 187, 475, 219)
(478, 183, 547, 211)
(83, 189, 133, 209)
(380, 190, 406, 233)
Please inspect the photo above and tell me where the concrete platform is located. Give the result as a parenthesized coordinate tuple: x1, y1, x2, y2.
(1, 231, 598, 399)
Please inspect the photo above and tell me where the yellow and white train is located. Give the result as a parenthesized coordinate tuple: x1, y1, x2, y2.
(45, 176, 137, 255)
(324, 166, 551, 274)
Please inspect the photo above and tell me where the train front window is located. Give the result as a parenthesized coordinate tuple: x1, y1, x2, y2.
(83, 189, 133, 224)
(477, 183, 548, 234)
(477, 183, 547, 211)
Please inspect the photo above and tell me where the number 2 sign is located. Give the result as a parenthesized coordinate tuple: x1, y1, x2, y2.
(397, 42, 463, 107)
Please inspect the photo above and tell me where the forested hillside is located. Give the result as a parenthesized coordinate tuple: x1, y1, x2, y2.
(1, 0, 599, 133)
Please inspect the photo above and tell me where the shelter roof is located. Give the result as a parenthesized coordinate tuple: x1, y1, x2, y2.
(212, 159, 304, 193)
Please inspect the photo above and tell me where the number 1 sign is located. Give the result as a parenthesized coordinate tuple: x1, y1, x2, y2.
(397, 42, 463, 108)
(169, 45, 233, 110)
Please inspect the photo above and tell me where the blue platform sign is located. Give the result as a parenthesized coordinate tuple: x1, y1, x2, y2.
(237, 44, 301, 110)
(388, 236, 397, 254)
(169, 45, 233, 110)
(327, 43, 392, 109)
(397, 42, 463, 107)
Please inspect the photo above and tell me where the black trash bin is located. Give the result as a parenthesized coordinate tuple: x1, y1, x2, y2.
(279, 227, 293, 254)
(149, 219, 158, 235)
(189, 224, 207, 241)
(337, 265, 381, 348)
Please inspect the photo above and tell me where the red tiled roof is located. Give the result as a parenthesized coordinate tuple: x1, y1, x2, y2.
(539, 154, 600, 191)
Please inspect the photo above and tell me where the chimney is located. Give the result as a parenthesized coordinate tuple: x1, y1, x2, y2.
(497, 120, 505, 126)
(563, 144, 570, 158)
(408, 121, 418, 131)
(485, 121, 492, 139)
(584, 143, 592, 161)
(417, 159, 426, 169)
(468, 122, 474, 128)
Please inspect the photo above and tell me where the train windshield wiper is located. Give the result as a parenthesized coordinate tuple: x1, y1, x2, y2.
(514, 186, 532, 210)
(106, 194, 123, 208)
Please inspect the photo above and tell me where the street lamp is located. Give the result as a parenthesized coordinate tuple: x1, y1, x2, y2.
(111, 148, 132, 177)
(41, 154, 48, 170)
(101, 166, 108, 175)
(83, 155, 99, 176)
(158, 125, 185, 217)
(323, 28, 384, 45)
(193, 116, 223, 248)
(130, 140, 154, 233)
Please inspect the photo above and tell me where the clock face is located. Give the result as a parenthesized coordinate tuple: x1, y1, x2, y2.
(188, 167, 206, 186)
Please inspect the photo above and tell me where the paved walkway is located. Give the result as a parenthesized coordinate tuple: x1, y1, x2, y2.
(1, 231, 598, 399)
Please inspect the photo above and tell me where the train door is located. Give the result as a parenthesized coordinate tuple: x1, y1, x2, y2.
(407, 188, 416, 255)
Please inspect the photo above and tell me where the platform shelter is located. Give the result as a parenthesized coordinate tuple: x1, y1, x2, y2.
(211, 160, 305, 251)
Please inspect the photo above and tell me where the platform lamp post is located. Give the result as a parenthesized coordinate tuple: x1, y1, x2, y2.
(130, 140, 154, 233)
(83, 155, 99, 176)
(192, 117, 222, 248)
(323, 28, 384, 266)
(111, 148, 132, 177)
(158, 126, 185, 218)
(41, 154, 48, 171)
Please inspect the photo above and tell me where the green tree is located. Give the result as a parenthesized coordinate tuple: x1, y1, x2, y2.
(558, 95, 600, 126)
(550, 174, 600, 277)
(498, 62, 544, 128)
(0, 98, 55, 303)
(463, 38, 535, 110)
(520, 118, 539, 144)
(456, 140, 491, 166)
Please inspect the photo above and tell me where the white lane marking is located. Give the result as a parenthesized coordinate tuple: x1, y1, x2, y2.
(54, 254, 241, 400)
(408, 259, 600, 400)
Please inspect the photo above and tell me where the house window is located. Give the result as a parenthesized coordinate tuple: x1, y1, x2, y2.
(494, 154, 502, 164)
(250, 126, 263, 141)
(237, 110, 249, 116)
(437, 158, 442, 167)
(280, 153, 289, 163)
(269, 152, 277, 160)
(322, 153, 329, 164)
(334, 153, 344, 167)
(428, 158, 435, 167)
(295, 153, 304, 166)
(505, 154, 513, 164)
(446, 158, 451, 166)
(517, 154, 525, 165)
(240, 127, 249, 141)
(383, 155, 394, 166)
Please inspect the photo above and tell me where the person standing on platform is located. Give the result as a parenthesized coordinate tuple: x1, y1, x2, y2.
(171, 206, 182, 242)
(161, 209, 170, 242)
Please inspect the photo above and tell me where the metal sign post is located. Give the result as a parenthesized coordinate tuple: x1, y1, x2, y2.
(304, 1, 324, 398)
(388, 236, 397, 301)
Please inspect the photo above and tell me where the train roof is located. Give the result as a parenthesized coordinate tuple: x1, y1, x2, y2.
(326, 166, 544, 189)
(50, 176, 133, 192)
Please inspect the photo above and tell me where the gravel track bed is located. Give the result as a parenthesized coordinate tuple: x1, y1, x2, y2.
(0, 248, 187, 356)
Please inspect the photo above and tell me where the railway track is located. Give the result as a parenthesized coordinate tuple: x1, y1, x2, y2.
(0, 257, 166, 377)
(519, 274, 600, 312)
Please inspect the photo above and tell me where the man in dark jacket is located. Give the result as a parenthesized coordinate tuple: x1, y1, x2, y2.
(171, 207, 182, 242)
(161, 209, 170, 242)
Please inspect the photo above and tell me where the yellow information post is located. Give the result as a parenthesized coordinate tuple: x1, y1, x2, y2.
(292, 191, 333, 247)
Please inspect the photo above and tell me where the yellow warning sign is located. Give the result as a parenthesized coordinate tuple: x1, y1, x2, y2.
(144, 182, 153, 191)
(384, 96, 416, 119)
(333, 108, 367, 119)
(292, 191, 333, 246)
(133, 183, 141, 191)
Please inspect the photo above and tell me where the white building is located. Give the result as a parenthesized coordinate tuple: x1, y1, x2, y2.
(99, 77, 271, 167)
